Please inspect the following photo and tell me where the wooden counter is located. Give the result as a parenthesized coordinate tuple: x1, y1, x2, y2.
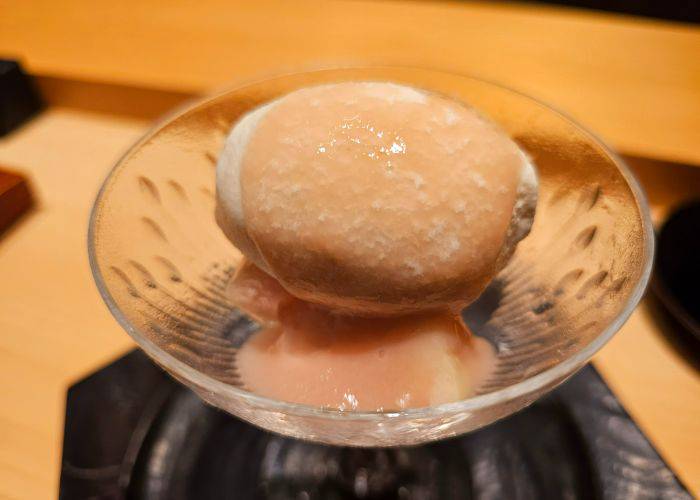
(2, 0, 699, 165)
(0, 1, 699, 498)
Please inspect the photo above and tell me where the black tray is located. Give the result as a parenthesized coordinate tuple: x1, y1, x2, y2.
(58, 350, 692, 499)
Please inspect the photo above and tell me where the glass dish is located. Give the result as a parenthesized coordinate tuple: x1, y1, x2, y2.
(88, 67, 653, 447)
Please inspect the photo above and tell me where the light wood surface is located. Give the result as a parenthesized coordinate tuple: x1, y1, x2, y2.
(0, 110, 142, 500)
(2, 0, 700, 165)
(1, 1, 699, 498)
(0, 107, 698, 500)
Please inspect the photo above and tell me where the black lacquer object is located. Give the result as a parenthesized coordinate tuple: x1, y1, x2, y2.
(652, 201, 700, 344)
(0, 59, 43, 136)
(59, 350, 691, 499)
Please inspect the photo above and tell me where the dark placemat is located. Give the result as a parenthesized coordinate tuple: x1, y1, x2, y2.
(59, 350, 692, 499)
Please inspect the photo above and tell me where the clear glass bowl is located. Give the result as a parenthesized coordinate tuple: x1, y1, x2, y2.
(88, 67, 653, 447)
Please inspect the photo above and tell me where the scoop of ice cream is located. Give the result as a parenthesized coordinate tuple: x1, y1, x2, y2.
(216, 82, 537, 315)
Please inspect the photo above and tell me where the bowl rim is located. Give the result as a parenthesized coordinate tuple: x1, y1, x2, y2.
(88, 65, 654, 421)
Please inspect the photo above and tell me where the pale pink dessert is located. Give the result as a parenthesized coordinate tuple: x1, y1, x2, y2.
(239, 303, 495, 411)
(229, 261, 496, 411)
(217, 82, 537, 316)
(215, 82, 537, 410)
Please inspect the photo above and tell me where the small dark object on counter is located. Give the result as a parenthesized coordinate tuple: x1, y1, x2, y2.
(652, 201, 700, 342)
(0, 167, 33, 234)
(0, 59, 43, 136)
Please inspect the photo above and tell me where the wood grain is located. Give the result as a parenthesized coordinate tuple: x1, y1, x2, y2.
(34, 75, 194, 121)
(1, 0, 699, 165)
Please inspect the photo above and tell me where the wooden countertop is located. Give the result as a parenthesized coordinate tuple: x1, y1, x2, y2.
(2, 0, 700, 165)
(0, 2, 699, 498)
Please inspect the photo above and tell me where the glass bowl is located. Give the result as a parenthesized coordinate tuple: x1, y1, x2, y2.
(88, 67, 653, 447)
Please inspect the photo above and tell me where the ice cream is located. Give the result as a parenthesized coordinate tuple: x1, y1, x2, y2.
(216, 82, 537, 315)
(216, 82, 538, 410)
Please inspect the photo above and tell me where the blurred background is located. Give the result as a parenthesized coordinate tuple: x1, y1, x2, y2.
(0, 1, 698, 499)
